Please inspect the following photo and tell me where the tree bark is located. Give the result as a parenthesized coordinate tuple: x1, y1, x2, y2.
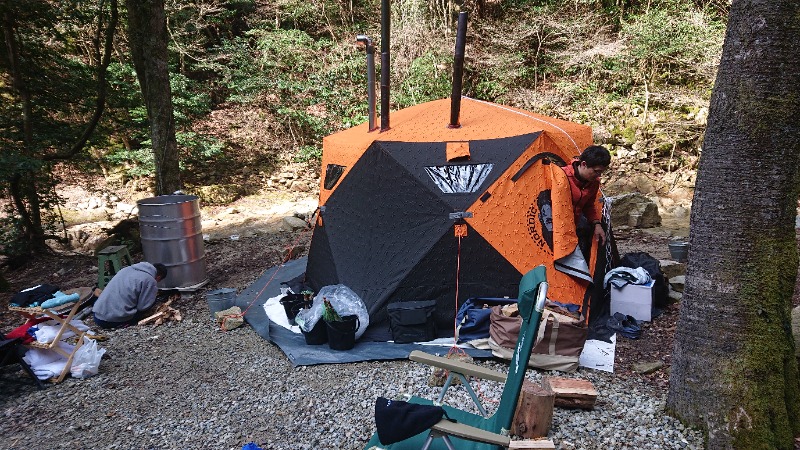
(125, 0, 181, 195)
(667, 1, 800, 449)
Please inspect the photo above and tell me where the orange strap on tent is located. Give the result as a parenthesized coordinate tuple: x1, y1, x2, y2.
(452, 234, 463, 344)
(454, 223, 467, 237)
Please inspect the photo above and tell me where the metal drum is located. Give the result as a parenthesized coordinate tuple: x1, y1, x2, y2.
(137, 194, 208, 290)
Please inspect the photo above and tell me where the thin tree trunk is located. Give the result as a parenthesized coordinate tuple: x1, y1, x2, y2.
(125, 0, 181, 195)
(667, 1, 800, 449)
(3, 10, 43, 248)
(2, 10, 32, 148)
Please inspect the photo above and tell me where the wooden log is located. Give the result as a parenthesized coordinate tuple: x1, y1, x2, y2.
(543, 376, 597, 410)
(508, 439, 556, 449)
(511, 380, 554, 438)
(137, 311, 165, 325)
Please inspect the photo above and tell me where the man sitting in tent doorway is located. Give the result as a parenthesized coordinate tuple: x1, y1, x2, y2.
(561, 145, 611, 256)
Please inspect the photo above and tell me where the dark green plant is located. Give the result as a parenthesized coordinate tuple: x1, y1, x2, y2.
(322, 297, 343, 322)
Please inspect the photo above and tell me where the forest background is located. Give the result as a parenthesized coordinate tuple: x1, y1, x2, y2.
(0, 0, 727, 266)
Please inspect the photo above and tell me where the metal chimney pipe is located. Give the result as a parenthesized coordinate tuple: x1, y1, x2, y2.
(449, 11, 468, 129)
(357, 35, 377, 131)
(380, 0, 390, 131)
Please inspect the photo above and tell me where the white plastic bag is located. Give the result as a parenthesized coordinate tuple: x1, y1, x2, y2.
(70, 337, 106, 379)
(295, 285, 370, 339)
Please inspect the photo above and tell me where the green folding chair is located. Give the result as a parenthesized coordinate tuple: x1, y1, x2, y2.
(365, 266, 549, 450)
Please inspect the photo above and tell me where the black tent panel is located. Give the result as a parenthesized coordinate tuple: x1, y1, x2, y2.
(382, 133, 541, 211)
(313, 142, 455, 319)
(362, 224, 522, 339)
(305, 223, 339, 291)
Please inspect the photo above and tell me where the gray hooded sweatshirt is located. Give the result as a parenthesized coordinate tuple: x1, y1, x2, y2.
(94, 262, 159, 322)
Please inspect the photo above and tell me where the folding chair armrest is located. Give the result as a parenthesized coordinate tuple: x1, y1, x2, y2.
(430, 419, 510, 446)
(409, 350, 507, 383)
(429, 420, 556, 449)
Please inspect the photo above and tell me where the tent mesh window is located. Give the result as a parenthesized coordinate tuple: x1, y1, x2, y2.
(425, 164, 493, 194)
(324, 164, 346, 190)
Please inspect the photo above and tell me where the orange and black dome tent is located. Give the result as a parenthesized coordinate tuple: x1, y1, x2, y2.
(306, 97, 601, 340)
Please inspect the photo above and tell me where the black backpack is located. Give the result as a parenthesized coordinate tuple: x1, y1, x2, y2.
(619, 252, 669, 308)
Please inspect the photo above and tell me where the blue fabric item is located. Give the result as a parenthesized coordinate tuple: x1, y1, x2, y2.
(455, 297, 517, 343)
(548, 300, 580, 313)
(241, 443, 264, 450)
(607, 312, 642, 339)
(40, 292, 80, 309)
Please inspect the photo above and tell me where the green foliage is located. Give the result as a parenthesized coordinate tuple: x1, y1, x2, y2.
(394, 51, 452, 108)
(103, 70, 216, 178)
(295, 145, 323, 163)
(216, 28, 368, 161)
(104, 147, 155, 177)
(616, 7, 725, 86)
(554, 80, 600, 108)
(171, 74, 214, 124)
(0, 216, 31, 262)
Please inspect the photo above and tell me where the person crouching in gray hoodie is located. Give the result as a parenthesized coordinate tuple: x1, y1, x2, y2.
(93, 262, 168, 328)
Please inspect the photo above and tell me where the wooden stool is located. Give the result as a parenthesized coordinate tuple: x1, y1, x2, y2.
(97, 245, 133, 289)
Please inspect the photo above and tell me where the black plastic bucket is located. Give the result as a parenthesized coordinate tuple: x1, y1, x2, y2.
(326, 315, 359, 351)
(280, 294, 310, 324)
(301, 319, 328, 345)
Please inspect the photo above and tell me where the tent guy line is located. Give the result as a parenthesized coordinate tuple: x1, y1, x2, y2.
(464, 96, 581, 152)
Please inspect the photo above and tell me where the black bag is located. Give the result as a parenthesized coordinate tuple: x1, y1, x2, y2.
(387, 300, 437, 343)
(11, 284, 60, 308)
(374, 397, 446, 444)
(620, 252, 669, 308)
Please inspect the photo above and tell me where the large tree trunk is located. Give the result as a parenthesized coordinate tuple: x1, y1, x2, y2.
(667, 1, 800, 449)
(125, 0, 181, 195)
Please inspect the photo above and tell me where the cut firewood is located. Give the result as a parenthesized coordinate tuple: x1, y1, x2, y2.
(512, 380, 554, 438)
(543, 377, 597, 410)
(138, 311, 165, 325)
(138, 298, 182, 326)
(508, 438, 556, 449)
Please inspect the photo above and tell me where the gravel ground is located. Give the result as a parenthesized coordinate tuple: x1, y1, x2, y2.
(1, 291, 704, 450)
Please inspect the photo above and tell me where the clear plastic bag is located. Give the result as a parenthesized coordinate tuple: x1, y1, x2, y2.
(295, 285, 369, 339)
(70, 336, 106, 379)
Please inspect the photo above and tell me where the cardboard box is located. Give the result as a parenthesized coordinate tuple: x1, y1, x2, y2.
(610, 280, 654, 322)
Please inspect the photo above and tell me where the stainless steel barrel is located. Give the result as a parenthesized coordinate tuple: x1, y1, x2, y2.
(137, 194, 208, 289)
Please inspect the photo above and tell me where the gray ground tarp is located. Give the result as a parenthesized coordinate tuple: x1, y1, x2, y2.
(236, 257, 492, 366)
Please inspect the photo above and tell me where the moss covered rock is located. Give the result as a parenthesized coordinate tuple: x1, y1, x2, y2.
(195, 184, 243, 205)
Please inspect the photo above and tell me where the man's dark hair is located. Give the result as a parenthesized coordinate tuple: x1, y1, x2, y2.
(153, 263, 168, 280)
(579, 145, 611, 167)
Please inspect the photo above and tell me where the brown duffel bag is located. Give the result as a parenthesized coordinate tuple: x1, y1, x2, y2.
(488, 305, 588, 372)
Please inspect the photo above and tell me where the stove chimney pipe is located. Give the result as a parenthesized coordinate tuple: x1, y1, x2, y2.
(449, 12, 468, 129)
(356, 35, 377, 131)
(380, 0, 390, 131)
